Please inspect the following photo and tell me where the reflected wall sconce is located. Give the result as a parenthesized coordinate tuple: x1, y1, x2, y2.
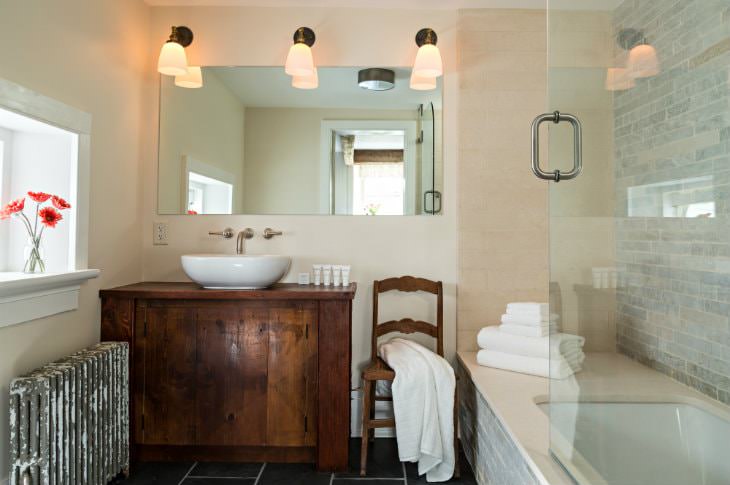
(292, 67, 319, 89)
(412, 28, 443, 78)
(175, 66, 203, 88)
(410, 71, 437, 91)
(285, 27, 316, 77)
(158, 26, 194, 76)
(618, 28, 660, 79)
(605, 67, 635, 91)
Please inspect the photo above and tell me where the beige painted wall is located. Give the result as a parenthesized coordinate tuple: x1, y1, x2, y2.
(0, 0, 151, 479)
(243, 107, 417, 214)
(158, 70, 245, 214)
(456, 9, 550, 349)
(144, 6, 460, 426)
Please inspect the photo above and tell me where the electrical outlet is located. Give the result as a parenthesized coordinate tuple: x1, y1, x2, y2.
(153, 222, 169, 245)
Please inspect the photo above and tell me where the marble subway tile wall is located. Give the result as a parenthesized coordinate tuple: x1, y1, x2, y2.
(457, 9, 549, 350)
(613, 0, 730, 403)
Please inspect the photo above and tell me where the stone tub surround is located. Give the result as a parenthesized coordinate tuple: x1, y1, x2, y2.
(456, 350, 730, 485)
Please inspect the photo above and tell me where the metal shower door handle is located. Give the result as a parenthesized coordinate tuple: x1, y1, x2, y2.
(531, 111, 582, 182)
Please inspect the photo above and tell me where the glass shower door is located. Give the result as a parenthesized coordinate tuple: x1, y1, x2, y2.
(545, 1, 730, 484)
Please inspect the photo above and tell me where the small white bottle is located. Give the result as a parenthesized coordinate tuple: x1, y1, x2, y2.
(332, 265, 342, 286)
(322, 265, 332, 286)
(313, 264, 323, 286)
(341, 265, 351, 286)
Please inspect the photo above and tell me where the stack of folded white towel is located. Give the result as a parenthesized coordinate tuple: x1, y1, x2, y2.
(476, 302, 585, 379)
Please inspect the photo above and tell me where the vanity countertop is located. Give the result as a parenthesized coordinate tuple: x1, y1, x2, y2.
(100, 281, 357, 300)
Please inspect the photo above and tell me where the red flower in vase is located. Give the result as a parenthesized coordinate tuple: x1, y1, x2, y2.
(28, 191, 52, 203)
(39, 206, 63, 228)
(51, 195, 72, 210)
(1, 197, 25, 219)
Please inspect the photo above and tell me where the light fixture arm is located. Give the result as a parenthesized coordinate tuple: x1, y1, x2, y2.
(415, 28, 438, 47)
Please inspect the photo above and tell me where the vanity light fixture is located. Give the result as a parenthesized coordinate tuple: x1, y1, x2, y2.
(285, 27, 316, 77)
(409, 71, 437, 91)
(158, 26, 194, 76)
(412, 28, 443, 78)
(292, 67, 319, 89)
(617, 28, 660, 79)
(175, 66, 203, 88)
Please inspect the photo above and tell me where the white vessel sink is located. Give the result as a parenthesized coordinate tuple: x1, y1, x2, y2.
(181, 254, 291, 289)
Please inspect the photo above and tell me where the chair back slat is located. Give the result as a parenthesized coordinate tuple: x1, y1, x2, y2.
(371, 276, 444, 360)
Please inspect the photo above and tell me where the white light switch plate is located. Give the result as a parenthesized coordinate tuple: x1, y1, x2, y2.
(153, 222, 169, 245)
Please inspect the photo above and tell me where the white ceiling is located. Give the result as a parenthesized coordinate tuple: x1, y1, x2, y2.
(210, 67, 441, 110)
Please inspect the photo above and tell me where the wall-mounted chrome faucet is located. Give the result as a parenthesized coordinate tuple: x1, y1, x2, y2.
(237, 228, 254, 254)
(208, 227, 254, 253)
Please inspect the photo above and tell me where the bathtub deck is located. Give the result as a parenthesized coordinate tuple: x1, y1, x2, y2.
(456, 351, 730, 485)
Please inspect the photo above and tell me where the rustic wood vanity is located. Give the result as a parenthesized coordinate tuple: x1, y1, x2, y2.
(100, 282, 356, 471)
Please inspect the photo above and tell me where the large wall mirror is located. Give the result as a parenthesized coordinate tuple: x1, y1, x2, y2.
(157, 67, 443, 216)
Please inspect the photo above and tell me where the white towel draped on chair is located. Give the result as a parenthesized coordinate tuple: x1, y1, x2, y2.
(378, 338, 455, 482)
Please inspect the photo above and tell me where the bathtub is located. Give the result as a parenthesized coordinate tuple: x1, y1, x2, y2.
(542, 402, 730, 485)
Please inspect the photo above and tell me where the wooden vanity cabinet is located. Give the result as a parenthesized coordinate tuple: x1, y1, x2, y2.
(100, 282, 355, 471)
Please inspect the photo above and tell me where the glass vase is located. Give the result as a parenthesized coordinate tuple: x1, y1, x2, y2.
(23, 237, 46, 274)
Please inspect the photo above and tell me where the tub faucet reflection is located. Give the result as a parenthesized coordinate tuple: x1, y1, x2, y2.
(237, 228, 254, 254)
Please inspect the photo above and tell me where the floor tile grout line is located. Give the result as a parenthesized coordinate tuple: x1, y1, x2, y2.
(188, 476, 261, 480)
(330, 472, 335, 485)
(402, 462, 408, 485)
(177, 462, 198, 485)
(253, 462, 267, 485)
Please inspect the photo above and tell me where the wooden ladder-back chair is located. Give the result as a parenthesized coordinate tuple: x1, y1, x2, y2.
(359, 276, 459, 477)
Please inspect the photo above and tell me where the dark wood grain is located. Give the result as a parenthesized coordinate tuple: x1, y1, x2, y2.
(135, 444, 315, 463)
(139, 304, 197, 445)
(195, 304, 268, 446)
(100, 282, 357, 300)
(317, 300, 351, 472)
(375, 318, 439, 338)
(267, 303, 317, 447)
(375, 276, 439, 294)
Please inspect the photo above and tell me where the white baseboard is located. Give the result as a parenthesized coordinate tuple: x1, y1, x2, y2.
(350, 390, 396, 438)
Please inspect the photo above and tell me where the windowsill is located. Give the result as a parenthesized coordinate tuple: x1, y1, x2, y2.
(0, 269, 100, 328)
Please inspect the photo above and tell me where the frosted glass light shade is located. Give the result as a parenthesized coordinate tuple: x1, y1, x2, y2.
(628, 43, 660, 78)
(175, 66, 203, 88)
(285, 43, 315, 76)
(410, 71, 437, 91)
(605, 68, 635, 91)
(158, 42, 188, 76)
(413, 44, 443, 78)
(292, 67, 318, 89)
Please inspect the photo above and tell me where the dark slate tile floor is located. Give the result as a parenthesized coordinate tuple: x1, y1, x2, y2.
(115, 438, 476, 484)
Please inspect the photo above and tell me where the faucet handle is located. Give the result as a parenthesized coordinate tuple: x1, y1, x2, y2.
(263, 228, 283, 239)
(209, 227, 234, 239)
(240, 228, 254, 239)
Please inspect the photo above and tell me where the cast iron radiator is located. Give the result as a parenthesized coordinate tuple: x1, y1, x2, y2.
(9, 342, 129, 485)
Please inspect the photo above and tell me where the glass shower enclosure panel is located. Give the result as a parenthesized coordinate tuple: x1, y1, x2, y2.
(546, 1, 730, 484)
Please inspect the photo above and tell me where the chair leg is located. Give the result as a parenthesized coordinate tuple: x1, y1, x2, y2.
(453, 382, 461, 478)
(369, 381, 377, 442)
(360, 379, 373, 476)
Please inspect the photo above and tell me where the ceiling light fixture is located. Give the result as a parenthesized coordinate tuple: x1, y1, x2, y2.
(412, 28, 443, 78)
(158, 26, 193, 76)
(285, 27, 316, 77)
(358, 68, 395, 91)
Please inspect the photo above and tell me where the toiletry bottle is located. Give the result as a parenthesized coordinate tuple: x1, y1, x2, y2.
(332, 265, 342, 286)
(313, 264, 323, 286)
(322, 265, 332, 286)
(341, 265, 351, 286)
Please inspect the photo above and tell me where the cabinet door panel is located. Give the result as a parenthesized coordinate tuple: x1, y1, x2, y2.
(138, 305, 197, 445)
(196, 305, 269, 446)
(267, 303, 318, 446)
